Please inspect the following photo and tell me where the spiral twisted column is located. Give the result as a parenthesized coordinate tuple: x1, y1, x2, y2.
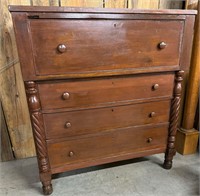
(25, 81, 53, 195)
(163, 70, 184, 169)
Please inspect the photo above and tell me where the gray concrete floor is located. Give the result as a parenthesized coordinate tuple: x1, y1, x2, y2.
(0, 153, 199, 196)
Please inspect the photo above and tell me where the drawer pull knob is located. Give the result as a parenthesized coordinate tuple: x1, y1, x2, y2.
(152, 84, 159, 90)
(150, 112, 156, 117)
(147, 138, 153, 143)
(158, 42, 167, 49)
(62, 92, 70, 100)
(69, 151, 74, 157)
(65, 122, 71, 128)
(57, 44, 67, 53)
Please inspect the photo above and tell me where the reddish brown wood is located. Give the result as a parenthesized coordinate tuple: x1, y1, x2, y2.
(44, 100, 170, 139)
(30, 20, 183, 76)
(179, 15, 196, 72)
(26, 12, 187, 20)
(163, 70, 184, 169)
(25, 81, 52, 195)
(8, 6, 197, 15)
(47, 123, 169, 169)
(39, 73, 174, 111)
(51, 147, 166, 174)
(11, 13, 36, 81)
(10, 7, 196, 195)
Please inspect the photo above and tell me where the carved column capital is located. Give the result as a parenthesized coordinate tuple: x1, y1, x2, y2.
(25, 81, 40, 112)
(174, 70, 184, 97)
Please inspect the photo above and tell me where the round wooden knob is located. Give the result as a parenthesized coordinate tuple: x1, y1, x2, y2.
(147, 138, 153, 143)
(69, 151, 74, 157)
(62, 92, 70, 100)
(57, 44, 67, 53)
(152, 84, 159, 90)
(158, 41, 167, 49)
(65, 122, 71, 128)
(150, 112, 156, 117)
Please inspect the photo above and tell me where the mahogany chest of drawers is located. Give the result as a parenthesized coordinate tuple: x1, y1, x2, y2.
(9, 6, 196, 195)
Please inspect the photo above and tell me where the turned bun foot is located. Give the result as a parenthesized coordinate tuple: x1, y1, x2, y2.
(163, 161, 172, 170)
(42, 184, 53, 195)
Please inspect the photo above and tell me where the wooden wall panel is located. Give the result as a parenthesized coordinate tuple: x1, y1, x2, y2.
(1, 102, 15, 161)
(0, 0, 36, 159)
(31, 0, 50, 5)
(186, 0, 198, 9)
(49, 0, 60, 6)
(105, 0, 128, 8)
(128, 0, 159, 9)
(61, 0, 103, 7)
(159, 0, 183, 9)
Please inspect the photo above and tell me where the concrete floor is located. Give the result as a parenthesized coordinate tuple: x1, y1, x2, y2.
(0, 153, 199, 196)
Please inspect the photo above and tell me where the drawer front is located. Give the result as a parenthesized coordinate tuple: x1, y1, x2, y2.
(43, 100, 170, 139)
(30, 20, 183, 76)
(39, 73, 174, 110)
(47, 123, 168, 169)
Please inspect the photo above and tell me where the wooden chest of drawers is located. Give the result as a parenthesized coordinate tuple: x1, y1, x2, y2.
(9, 6, 196, 195)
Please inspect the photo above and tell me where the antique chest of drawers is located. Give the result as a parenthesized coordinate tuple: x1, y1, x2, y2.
(9, 6, 196, 195)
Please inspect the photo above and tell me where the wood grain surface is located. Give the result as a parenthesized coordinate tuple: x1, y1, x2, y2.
(47, 123, 169, 170)
(44, 100, 171, 139)
(30, 19, 183, 76)
(61, 0, 103, 7)
(1, 102, 14, 161)
(39, 73, 174, 111)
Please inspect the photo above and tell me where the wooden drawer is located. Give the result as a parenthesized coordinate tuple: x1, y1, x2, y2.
(39, 73, 174, 111)
(43, 100, 170, 139)
(47, 123, 168, 169)
(30, 20, 183, 76)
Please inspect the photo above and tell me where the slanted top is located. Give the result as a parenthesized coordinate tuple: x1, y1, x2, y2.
(9, 5, 197, 15)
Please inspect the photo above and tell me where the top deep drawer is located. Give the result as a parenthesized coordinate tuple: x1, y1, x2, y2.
(29, 19, 183, 76)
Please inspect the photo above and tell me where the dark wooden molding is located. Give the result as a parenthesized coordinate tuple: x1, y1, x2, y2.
(8, 5, 197, 15)
(163, 70, 184, 169)
(25, 81, 53, 195)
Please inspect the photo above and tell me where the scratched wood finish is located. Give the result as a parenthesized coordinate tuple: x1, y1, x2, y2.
(30, 19, 183, 76)
(47, 123, 169, 170)
(44, 100, 170, 139)
(39, 73, 174, 111)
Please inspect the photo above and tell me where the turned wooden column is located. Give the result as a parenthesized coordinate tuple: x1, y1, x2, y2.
(25, 81, 53, 195)
(164, 71, 184, 169)
(176, 2, 199, 155)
